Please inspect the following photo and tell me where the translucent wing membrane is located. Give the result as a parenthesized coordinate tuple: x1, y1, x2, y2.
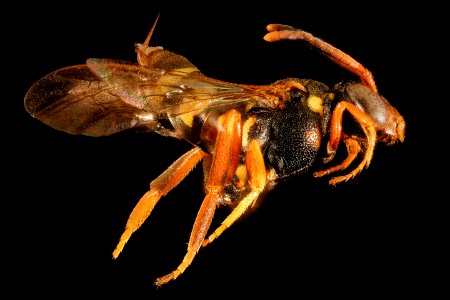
(86, 57, 278, 115)
(24, 65, 151, 136)
(25, 47, 280, 137)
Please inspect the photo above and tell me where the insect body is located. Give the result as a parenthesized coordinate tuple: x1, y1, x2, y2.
(24, 20, 405, 286)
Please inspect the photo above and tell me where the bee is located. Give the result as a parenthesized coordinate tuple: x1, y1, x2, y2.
(24, 16, 405, 286)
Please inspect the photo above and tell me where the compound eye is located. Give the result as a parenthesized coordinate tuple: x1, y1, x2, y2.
(345, 83, 388, 126)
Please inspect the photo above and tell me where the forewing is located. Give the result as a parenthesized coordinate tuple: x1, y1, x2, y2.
(24, 65, 153, 136)
(25, 48, 279, 137)
(87, 47, 278, 116)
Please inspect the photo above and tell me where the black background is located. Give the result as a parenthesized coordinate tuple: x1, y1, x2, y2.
(7, 1, 443, 298)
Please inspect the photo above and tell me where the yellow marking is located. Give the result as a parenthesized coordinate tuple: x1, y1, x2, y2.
(242, 116, 256, 149)
(307, 95, 323, 115)
(170, 67, 199, 76)
(179, 112, 194, 127)
(235, 164, 248, 189)
(328, 92, 335, 100)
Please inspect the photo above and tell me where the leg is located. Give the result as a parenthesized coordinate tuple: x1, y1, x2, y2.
(313, 137, 361, 177)
(112, 147, 205, 259)
(202, 139, 267, 247)
(154, 192, 219, 286)
(264, 24, 378, 93)
(315, 101, 377, 185)
(154, 109, 243, 286)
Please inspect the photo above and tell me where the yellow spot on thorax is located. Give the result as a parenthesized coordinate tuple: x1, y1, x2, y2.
(307, 95, 323, 115)
(179, 112, 194, 127)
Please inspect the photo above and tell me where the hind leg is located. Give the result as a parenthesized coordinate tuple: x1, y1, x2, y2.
(112, 147, 205, 259)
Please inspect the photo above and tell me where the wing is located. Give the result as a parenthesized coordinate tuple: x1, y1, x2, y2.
(24, 65, 155, 136)
(25, 47, 279, 137)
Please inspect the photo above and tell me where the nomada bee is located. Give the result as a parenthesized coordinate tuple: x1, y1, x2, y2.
(24, 16, 405, 286)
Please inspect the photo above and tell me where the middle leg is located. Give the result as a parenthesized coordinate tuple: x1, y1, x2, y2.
(154, 109, 243, 286)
